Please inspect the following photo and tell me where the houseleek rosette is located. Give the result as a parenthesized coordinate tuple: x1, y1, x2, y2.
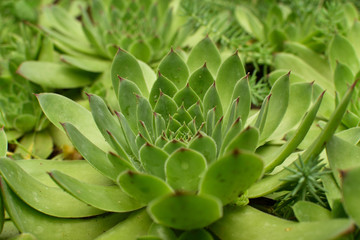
(0, 37, 356, 239)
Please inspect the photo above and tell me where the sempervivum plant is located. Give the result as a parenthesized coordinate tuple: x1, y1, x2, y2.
(0, 37, 356, 239)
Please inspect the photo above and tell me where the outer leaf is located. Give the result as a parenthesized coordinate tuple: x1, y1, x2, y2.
(148, 193, 222, 230)
(0, 128, 7, 157)
(178, 229, 213, 240)
(0, 158, 103, 218)
(210, 205, 353, 240)
(37, 93, 110, 152)
(259, 73, 289, 143)
(235, 6, 265, 40)
(61, 55, 110, 72)
(140, 143, 169, 180)
(342, 166, 360, 227)
(0, 179, 126, 240)
(165, 148, 207, 192)
(117, 77, 142, 133)
(328, 34, 360, 74)
(216, 52, 245, 111)
(49, 170, 144, 212)
(137, 96, 154, 142)
(334, 62, 354, 98)
(186, 37, 221, 77)
(17, 62, 92, 88)
(95, 210, 153, 240)
(188, 132, 217, 164)
(157, 49, 189, 89)
(148, 223, 177, 240)
(200, 150, 263, 205)
(326, 136, 360, 185)
(224, 126, 259, 154)
(111, 48, 148, 97)
(118, 171, 173, 204)
(292, 201, 331, 222)
(188, 64, 215, 100)
(62, 123, 119, 181)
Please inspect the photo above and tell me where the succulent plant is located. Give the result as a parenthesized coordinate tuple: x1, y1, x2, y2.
(0, 37, 356, 239)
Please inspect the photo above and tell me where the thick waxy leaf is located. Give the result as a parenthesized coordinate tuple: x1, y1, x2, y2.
(210, 206, 353, 240)
(329, 34, 360, 74)
(163, 140, 187, 154)
(0, 158, 103, 218)
(259, 73, 289, 143)
(235, 6, 265, 41)
(269, 82, 313, 140)
(334, 62, 354, 97)
(107, 153, 135, 173)
(224, 127, 259, 154)
(264, 91, 323, 172)
(203, 83, 223, 122)
(149, 73, 178, 108)
(226, 75, 251, 127)
(129, 40, 152, 63)
(95, 210, 153, 240)
(154, 113, 166, 138)
(87, 94, 129, 156)
(188, 102, 204, 128)
(148, 193, 222, 230)
(37, 93, 110, 152)
(137, 96, 154, 142)
(61, 55, 110, 72)
(173, 105, 192, 124)
(178, 229, 213, 240)
(188, 133, 217, 164)
(17, 62, 92, 88)
(188, 64, 215, 100)
(0, 179, 126, 240)
(321, 173, 341, 209)
(254, 95, 270, 134)
(49, 170, 143, 212)
(62, 123, 119, 181)
(292, 201, 331, 222)
(111, 48, 148, 97)
(200, 150, 263, 205)
(326, 136, 360, 185)
(342, 166, 360, 227)
(118, 171, 173, 204)
(157, 49, 189, 89)
(15, 131, 53, 159)
(116, 112, 139, 160)
(211, 117, 223, 153)
(248, 80, 356, 198)
(173, 84, 200, 109)
(216, 52, 245, 111)
(187, 37, 221, 77)
(165, 148, 207, 192)
(219, 118, 242, 156)
(148, 223, 177, 240)
(0, 128, 7, 157)
(154, 93, 178, 123)
(140, 143, 169, 180)
(118, 77, 142, 133)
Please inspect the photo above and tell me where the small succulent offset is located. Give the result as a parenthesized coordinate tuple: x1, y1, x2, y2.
(0, 37, 356, 239)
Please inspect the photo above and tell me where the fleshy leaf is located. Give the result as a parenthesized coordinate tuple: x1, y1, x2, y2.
(111, 48, 148, 97)
(292, 201, 332, 222)
(140, 143, 169, 180)
(157, 49, 189, 89)
(118, 171, 173, 204)
(149, 73, 178, 108)
(200, 150, 263, 205)
(173, 84, 200, 109)
(148, 193, 222, 230)
(0, 179, 126, 240)
(163, 140, 187, 155)
(203, 83, 223, 122)
(165, 148, 207, 192)
(137, 96, 154, 142)
(49, 170, 144, 212)
(186, 37, 221, 77)
(188, 132, 217, 164)
(0, 158, 103, 218)
(17, 62, 92, 88)
(216, 52, 245, 111)
(154, 93, 178, 123)
(224, 126, 259, 154)
(0, 128, 6, 157)
(178, 229, 213, 240)
(188, 64, 215, 100)
(342, 166, 360, 227)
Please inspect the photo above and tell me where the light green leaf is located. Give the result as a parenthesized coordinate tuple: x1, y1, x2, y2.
(148, 193, 222, 230)
(49, 170, 144, 212)
(293, 201, 332, 222)
(17, 62, 93, 88)
(188, 64, 215, 100)
(235, 6, 265, 41)
(149, 73, 178, 108)
(140, 143, 169, 180)
(200, 150, 263, 205)
(187, 37, 221, 77)
(37, 93, 110, 152)
(61, 55, 110, 72)
(342, 166, 360, 227)
(0, 128, 7, 157)
(203, 83, 223, 122)
(0, 179, 126, 240)
(165, 148, 206, 192)
(173, 84, 200, 109)
(188, 132, 217, 164)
